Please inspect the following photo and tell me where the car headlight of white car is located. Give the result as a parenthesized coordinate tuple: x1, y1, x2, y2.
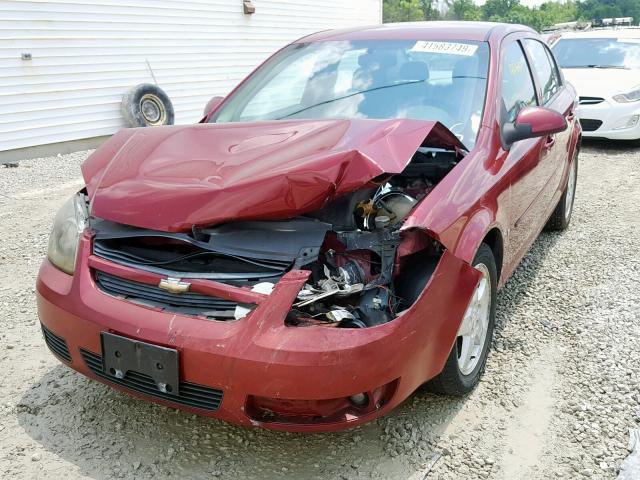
(47, 193, 88, 274)
(613, 85, 640, 103)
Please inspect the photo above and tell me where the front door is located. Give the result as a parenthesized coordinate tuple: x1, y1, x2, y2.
(496, 39, 548, 270)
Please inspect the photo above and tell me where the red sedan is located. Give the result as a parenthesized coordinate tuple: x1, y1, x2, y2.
(38, 21, 580, 432)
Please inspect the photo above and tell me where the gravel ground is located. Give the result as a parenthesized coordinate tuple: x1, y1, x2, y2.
(0, 142, 638, 479)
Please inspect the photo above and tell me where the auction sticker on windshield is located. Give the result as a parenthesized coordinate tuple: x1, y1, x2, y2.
(410, 41, 478, 56)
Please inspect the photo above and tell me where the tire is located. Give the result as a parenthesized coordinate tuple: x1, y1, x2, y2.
(121, 83, 174, 127)
(545, 151, 578, 231)
(426, 243, 497, 396)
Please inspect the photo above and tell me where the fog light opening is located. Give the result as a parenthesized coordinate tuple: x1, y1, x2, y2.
(349, 392, 369, 407)
(614, 114, 640, 130)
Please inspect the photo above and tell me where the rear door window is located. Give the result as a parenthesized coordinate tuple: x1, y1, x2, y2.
(523, 39, 561, 104)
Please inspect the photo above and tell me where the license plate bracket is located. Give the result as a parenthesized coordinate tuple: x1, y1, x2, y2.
(101, 332, 179, 396)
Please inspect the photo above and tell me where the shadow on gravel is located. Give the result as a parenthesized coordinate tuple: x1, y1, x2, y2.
(17, 363, 449, 479)
(16, 232, 565, 480)
(581, 137, 640, 152)
(493, 230, 562, 338)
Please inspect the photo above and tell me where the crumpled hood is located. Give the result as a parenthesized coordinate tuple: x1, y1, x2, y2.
(83, 118, 462, 232)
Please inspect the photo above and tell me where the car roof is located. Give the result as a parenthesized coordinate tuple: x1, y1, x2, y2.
(559, 28, 640, 39)
(297, 21, 535, 44)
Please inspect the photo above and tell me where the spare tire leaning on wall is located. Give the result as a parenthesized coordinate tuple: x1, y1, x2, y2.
(121, 83, 175, 127)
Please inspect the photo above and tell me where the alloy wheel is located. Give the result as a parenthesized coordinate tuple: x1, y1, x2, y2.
(456, 263, 492, 376)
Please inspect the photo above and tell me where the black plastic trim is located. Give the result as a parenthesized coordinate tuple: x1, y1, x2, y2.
(41, 324, 72, 362)
(94, 271, 241, 318)
(80, 349, 223, 411)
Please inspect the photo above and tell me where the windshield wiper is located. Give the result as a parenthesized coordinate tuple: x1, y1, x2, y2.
(562, 64, 629, 70)
(277, 80, 425, 120)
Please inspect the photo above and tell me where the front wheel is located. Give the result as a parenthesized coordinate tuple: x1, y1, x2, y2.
(427, 243, 497, 396)
(545, 152, 578, 231)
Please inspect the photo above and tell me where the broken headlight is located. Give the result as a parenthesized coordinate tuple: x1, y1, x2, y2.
(47, 193, 88, 274)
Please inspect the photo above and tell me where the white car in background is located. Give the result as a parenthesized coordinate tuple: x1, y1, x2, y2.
(552, 29, 640, 142)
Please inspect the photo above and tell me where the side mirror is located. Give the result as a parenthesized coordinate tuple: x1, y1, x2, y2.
(502, 106, 567, 147)
(203, 96, 225, 118)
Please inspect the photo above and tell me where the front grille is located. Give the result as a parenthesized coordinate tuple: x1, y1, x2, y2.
(579, 96, 605, 105)
(94, 271, 240, 318)
(92, 238, 291, 281)
(579, 119, 603, 132)
(41, 324, 72, 362)
(80, 349, 223, 411)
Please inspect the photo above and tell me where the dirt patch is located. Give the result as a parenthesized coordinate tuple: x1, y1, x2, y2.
(500, 348, 558, 479)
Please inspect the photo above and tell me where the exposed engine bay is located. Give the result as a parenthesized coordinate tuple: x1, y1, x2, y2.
(290, 146, 456, 328)
(90, 146, 460, 328)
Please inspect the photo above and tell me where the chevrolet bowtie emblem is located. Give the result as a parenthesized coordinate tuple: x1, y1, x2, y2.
(158, 277, 191, 294)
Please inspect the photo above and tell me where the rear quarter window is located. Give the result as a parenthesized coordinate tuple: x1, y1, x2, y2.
(523, 39, 562, 104)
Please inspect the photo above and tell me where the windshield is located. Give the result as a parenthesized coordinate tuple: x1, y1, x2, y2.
(211, 39, 490, 149)
(552, 37, 640, 69)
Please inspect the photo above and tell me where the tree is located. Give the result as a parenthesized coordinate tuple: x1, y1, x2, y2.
(418, 0, 441, 20)
(617, 0, 640, 23)
(383, 0, 426, 22)
(383, 0, 440, 22)
(383, 0, 640, 30)
(539, 0, 578, 25)
(577, 0, 632, 22)
(482, 0, 522, 21)
(504, 4, 539, 27)
(447, 0, 483, 21)
(528, 1, 577, 30)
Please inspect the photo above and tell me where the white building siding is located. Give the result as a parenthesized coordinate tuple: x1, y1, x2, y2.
(0, 0, 382, 152)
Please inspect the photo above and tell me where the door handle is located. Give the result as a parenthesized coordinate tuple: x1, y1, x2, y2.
(544, 135, 556, 149)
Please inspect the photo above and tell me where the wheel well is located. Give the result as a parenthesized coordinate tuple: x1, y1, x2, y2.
(482, 228, 503, 279)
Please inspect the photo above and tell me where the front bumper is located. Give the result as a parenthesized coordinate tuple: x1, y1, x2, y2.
(36, 235, 479, 432)
(578, 99, 640, 140)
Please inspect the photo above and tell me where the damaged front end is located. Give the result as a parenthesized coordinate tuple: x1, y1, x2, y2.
(36, 118, 492, 430)
(84, 119, 467, 330)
